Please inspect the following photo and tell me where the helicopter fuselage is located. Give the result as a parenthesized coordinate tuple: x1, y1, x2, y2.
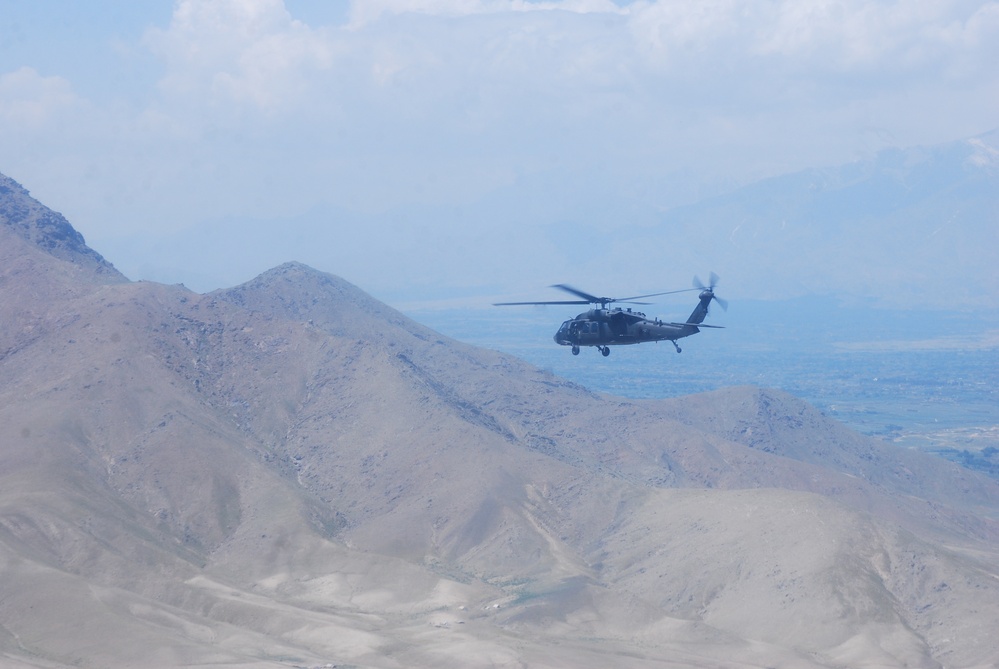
(554, 307, 699, 350)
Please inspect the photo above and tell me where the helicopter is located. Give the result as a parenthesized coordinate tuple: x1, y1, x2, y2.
(494, 274, 726, 357)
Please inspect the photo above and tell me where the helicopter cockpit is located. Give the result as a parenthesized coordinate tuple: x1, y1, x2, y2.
(554, 319, 577, 345)
(555, 318, 605, 346)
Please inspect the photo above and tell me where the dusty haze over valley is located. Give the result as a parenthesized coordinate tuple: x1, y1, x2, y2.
(2, 173, 999, 668)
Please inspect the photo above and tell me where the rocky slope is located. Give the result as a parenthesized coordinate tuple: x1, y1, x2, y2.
(1, 173, 125, 284)
(1, 172, 998, 668)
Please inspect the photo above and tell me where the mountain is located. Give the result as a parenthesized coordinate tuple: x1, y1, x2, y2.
(2, 172, 999, 668)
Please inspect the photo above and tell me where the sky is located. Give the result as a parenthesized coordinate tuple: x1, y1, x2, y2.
(1, 0, 997, 308)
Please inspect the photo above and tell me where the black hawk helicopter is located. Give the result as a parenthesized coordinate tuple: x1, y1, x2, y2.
(495, 274, 726, 357)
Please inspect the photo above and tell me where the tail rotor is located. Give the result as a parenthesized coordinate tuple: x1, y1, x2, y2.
(693, 272, 728, 312)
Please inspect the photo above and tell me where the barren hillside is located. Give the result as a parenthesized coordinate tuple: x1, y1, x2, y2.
(2, 172, 998, 668)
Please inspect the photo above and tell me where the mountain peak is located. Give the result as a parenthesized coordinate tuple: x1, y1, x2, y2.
(0, 171, 126, 283)
(211, 261, 431, 341)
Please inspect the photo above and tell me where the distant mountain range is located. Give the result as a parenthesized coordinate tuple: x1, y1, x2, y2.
(632, 129, 999, 308)
(2, 173, 999, 668)
(94, 130, 999, 309)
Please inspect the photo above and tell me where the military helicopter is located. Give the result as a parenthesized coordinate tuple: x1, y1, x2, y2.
(495, 274, 726, 357)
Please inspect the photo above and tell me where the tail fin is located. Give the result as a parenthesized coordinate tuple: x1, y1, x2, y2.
(686, 290, 714, 325)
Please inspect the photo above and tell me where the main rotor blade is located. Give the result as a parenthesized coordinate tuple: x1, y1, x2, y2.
(553, 284, 699, 305)
(618, 288, 701, 302)
(502, 283, 702, 308)
(493, 300, 591, 306)
(550, 284, 603, 304)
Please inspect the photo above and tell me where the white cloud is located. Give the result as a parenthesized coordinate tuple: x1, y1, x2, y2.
(626, 0, 999, 76)
(0, 67, 80, 129)
(346, 0, 625, 27)
(145, 0, 335, 113)
(136, 0, 998, 139)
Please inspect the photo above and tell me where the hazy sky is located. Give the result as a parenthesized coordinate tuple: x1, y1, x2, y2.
(2, 1, 997, 304)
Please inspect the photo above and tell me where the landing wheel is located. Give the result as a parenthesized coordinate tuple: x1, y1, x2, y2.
(672, 341, 682, 353)
(571, 345, 580, 355)
(601, 346, 611, 357)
